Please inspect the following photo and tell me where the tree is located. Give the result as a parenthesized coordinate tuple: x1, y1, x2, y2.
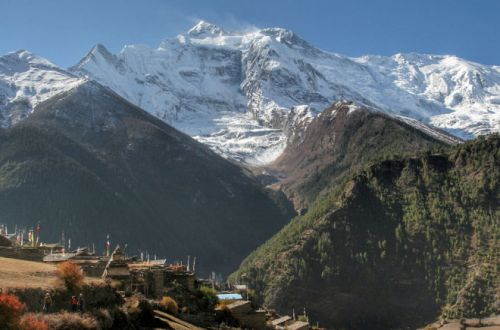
(200, 286, 218, 310)
(55, 261, 85, 292)
(159, 296, 179, 315)
(0, 293, 26, 329)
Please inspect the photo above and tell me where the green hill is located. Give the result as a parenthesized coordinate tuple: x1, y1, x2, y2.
(231, 134, 499, 329)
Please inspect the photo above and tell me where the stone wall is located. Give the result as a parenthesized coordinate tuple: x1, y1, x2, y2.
(0, 246, 45, 261)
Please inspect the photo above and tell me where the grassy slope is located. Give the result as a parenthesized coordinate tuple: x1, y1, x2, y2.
(231, 134, 499, 329)
(0, 257, 57, 289)
(0, 257, 102, 289)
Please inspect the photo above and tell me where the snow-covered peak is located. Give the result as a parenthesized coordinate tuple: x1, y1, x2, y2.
(88, 43, 114, 60)
(187, 20, 226, 38)
(0, 50, 61, 73)
(0, 50, 85, 127)
(259, 27, 314, 50)
(53, 21, 498, 163)
(73, 43, 116, 71)
(165, 22, 314, 53)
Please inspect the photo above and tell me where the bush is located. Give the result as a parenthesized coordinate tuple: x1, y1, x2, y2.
(92, 309, 113, 329)
(19, 314, 48, 330)
(125, 297, 156, 327)
(199, 286, 218, 310)
(215, 300, 232, 309)
(0, 293, 26, 329)
(41, 311, 99, 330)
(159, 296, 179, 315)
(55, 262, 84, 292)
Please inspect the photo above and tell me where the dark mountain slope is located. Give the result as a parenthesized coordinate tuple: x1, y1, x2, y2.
(232, 135, 499, 329)
(269, 101, 459, 210)
(0, 81, 294, 275)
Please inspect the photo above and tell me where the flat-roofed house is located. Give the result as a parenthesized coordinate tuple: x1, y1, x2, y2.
(272, 315, 293, 328)
(286, 321, 310, 330)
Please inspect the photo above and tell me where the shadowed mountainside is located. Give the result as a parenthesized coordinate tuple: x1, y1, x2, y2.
(0, 81, 295, 276)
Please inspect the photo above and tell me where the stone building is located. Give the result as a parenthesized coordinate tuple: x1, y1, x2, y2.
(223, 300, 267, 330)
(43, 247, 108, 277)
(128, 262, 197, 298)
(102, 246, 132, 290)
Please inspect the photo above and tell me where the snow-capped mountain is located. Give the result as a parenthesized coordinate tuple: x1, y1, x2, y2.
(0, 50, 85, 127)
(1, 21, 499, 164)
(71, 21, 499, 163)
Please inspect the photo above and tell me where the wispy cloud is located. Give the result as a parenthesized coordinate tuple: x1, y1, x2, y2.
(184, 13, 261, 34)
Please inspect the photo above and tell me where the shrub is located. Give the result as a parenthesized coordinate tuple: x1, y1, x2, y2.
(199, 286, 218, 310)
(92, 308, 113, 329)
(55, 261, 84, 292)
(215, 304, 239, 327)
(125, 297, 155, 327)
(19, 314, 48, 330)
(216, 300, 232, 309)
(41, 311, 99, 330)
(159, 296, 179, 315)
(0, 293, 26, 329)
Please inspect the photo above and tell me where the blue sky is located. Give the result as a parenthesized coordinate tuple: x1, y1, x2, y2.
(1, 0, 499, 67)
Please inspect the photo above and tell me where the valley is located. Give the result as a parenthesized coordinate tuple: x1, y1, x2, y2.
(0, 18, 498, 330)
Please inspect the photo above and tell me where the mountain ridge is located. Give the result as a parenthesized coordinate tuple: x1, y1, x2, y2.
(265, 101, 459, 209)
(0, 79, 295, 276)
(1, 21, 499, 164)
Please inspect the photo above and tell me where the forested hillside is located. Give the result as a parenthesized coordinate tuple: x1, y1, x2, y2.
(232, 134, 499, 329)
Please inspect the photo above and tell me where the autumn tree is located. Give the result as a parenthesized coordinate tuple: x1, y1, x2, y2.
(55, 261, 85, 292)
(0, 293, 26, 329)
(159, 296, 179, 315)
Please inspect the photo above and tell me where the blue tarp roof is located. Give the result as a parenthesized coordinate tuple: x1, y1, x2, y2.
(217, 293, 243, 300)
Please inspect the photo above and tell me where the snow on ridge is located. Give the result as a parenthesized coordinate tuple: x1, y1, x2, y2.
(187, 20, 227, 38)
(71, 21, 499, 163)
(0, 50, 85, 127)
(2, 20, 499, 165)
(395, 115, 462, 145)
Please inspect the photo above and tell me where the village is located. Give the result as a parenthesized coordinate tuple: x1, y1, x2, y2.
(0, 223, 318, 330)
